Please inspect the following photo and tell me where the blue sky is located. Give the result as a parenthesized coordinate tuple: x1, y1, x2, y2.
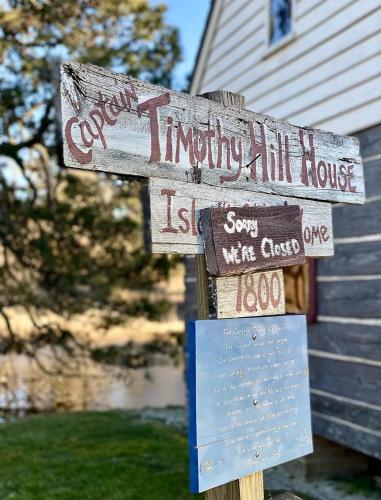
(151, 0, 211, 91)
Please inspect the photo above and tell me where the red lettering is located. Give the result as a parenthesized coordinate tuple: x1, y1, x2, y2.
(258, 273, 270, 310)
(327, 163, 338, 188)
(137, 92, 171, 163)
(317, 160, 327, 187)
(300, 131, 317, 188)
(220, 136, 243, 184)
(216, 119, 231, 170)
(178, 207, 190, 233)
(270, 272, 282, 308)
(338, 164, 348, 192)
(160, 188, 178, 233)
(320, 225, 329, 242)
(65, 116, 92, 165)
(89, 109, 106, 149)
(205, 124, 215, 169)
(175, 122, 196, 166)
(95, 92, 117, 125)
(191, 199, 198, 236)
(347, 164, 357, 193)
(193, 128, 207, 163)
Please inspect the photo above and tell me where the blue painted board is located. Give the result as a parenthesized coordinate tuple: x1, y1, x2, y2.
(187, 315, 313, 493)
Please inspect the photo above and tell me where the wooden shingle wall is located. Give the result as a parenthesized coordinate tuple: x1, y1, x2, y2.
(309, 124, 381, 460)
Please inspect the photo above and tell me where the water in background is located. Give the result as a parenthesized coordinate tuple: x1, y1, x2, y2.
(0, 352, 185, 418)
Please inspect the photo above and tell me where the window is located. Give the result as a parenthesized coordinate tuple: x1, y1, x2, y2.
(269, 0, 293, 45)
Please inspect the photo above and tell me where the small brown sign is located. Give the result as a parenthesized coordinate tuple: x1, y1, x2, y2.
(200, 205, 305, 276)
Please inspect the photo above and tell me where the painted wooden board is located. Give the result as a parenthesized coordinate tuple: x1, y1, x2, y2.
(61, 62, 365, 204)
(212, 270, 285, 319)
(200, 205, 305, 276)
(187, 315, 313, 493)
(309, 356, 381, 406)
(317, 279, 381, 318)
(149, 178, 334, 257)
(309, 322, 381, 362)
(312, 411, 381, 461)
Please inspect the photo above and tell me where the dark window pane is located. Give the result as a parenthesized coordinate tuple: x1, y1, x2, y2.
(270, 0, 292, 45)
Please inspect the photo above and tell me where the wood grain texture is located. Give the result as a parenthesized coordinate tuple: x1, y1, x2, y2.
(318, 241, 381, 276)
(312, 411, 381, 461)
(309, 356, 381, 406)
(61, 62, 364, 204)
(308, 322, 381, 362)
(201, 206, 305, 276)
(213, 270, 285, 319)
(317, 279, 381, 318)
(149, 178, 334, 257)
(363, 159, 381, 198)
(332, 199, 381, 238)
(311, 392, 381, 433)
(239, 473, 264, 500)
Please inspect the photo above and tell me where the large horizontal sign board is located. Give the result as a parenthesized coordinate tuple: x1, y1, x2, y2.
(200, 206, 305, 276)
(61, 62, 364, 204)
(149, 178, 334, 257)
(187, 315, 313, 493)
(212, 270, 285, 319)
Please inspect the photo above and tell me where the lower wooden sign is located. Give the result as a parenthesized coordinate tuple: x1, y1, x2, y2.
(212, 269, 285, 319)
(187, 315, 313, 493)
(149, 178, 333, 257)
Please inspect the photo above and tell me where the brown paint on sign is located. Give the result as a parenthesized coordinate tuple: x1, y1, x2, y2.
(200, 205, 306, 277)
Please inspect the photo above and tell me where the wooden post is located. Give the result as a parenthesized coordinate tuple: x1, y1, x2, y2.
(196, 90, 264, 500)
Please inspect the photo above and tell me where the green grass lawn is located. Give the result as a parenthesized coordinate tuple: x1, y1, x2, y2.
(0, 411, 198, 500)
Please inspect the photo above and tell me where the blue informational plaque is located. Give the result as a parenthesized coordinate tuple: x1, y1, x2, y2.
(187, 315, 313, 493)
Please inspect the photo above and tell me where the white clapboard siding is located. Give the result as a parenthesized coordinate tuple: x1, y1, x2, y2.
(212, 0, 251, 40)
(207, 2, 265, 68)
(206, 16, 265, 77)
(204, 30, 265, 87)
(243, 7, 381, 108)
(193, 0, 381, 135)
(314, 99, 381, 137)
(202, 0, 364, 91)
(247, 31, 381, 113)
(296, 0, 329, 19)
(287, 73, 381, 128)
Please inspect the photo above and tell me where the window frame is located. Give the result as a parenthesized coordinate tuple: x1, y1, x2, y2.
(264, 0, 297, 58)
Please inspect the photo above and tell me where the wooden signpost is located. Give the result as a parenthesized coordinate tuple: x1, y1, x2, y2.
(60, 63, 365, 500)
(61, 62, 365, 205)
(200, 205, 305, 276)
(187, 315, 312, 493)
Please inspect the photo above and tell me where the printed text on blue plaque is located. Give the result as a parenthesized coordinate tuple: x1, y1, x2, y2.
(187, 315, 313, 492)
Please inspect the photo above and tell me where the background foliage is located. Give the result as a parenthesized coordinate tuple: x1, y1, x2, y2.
(0, 0, 181, 359)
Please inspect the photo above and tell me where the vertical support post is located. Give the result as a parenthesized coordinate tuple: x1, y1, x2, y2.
(196, 91, 264, 500)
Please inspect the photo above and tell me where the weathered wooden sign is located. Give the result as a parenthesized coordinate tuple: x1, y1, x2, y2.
(212, 270, 285, 319)
(61, 62, 365, 204)
(200, 206, 305, 276)
(187, 315, 313, 493)
(149, 178, 334, 257)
